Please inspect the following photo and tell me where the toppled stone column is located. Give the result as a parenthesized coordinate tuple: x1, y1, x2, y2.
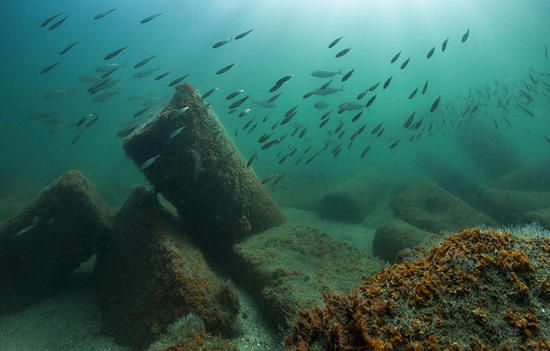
(123, 83, 285, 249)
(95, 187, 240, 349)
(0, 170, 113, 313)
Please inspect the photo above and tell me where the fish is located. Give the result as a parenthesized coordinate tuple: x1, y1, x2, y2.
(545, 46, 548, 59)
(140, 154, 160, 170)
(357, 89, 368, 100)
(168, 74, 189, 87)
(226, 89, 245, 100)
(134, 55, 156, 69)
(312, 87, 343, 96)
(262, 173, 279, 185)
(271, 173, 286, 187)
(319, 118, 330, 128)
(92, 91, 118, 103)
(79, 75, 102, 84)
(461, 28, 470, 43)
(341, 69, 354, 82)
(430, 96, 441, 112)
(320, 79, 333, 90)
(270, 75, 293, 92)
(212, 37, 232, 48)
(390, 51, 401, 64)
(40, 62, 61, 74)
(371, 122, 383, 134)
(403, 112, 415, 128)
(267, 92, 282, 103)
(155, 71, 171, 80)
(243, 117, 256, 130)
(335, 48, 351, 58)
(168, 126, 185, 139)
(71, 133, 82, 146)
(400, 57, 410, 70)
(366, 94, 377, 107)
(59, 42, 78, 56)
(369, 82, 380, 92)
(239, 108, 252, 118)
(88, 78, 111, 95)
(96, 63, 124, 73)
(311, 70, 342, 78)
(261, 138, 280, 150)
(305, 150, 321, 165)
(102, 66, 120, 78)
(377, 127, 385, 137)
(202, 88, 218, 99)
(422, 80, 429, 95)
(229, 95, 249, 109)
(217, 63, 235, 75)
(441, 37, 449, 52)
(258, 133, 271, 143)
(134, 105, 152, 117)
(13, 222, 38, 237)
(517, 104, 535, 117)
(174, 107, 190, 117)
(383, 76, 392, 89)
(321, 110, 333, 120)
(543, 136, 550, 144)
(140, 13, 162, 24)
(390, 140, 400, 149)
(360, 145, 372, 158)
(427, 47, 435, 59)
(49, 15, 68, 30)
(94, 8, 117, 20)
(299, 126, 308, 138)
(352, 111, 363, 122)
(246, 151, 257, 168)
(116, 125, 138, 138)
(235, 29, 254, 40)
(104, 46, 127, 60)
(253, 100, 276, 108)
(86, 115, 99, 127)
(329, 36, 343, 48)
(408, 87, 419, 99)
(132, 66, 160, 79)
(41, 12, 63, 27)
(303, 91, 314, 99)
(314, 101, 330, 110)
(44, 88, 75, 99)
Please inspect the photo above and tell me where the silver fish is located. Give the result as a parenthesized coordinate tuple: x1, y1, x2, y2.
(132, 66, 160, 79)
(169, 126, 185, 139)
(140, 154, 160, 170)
(311, 70, 342, 78)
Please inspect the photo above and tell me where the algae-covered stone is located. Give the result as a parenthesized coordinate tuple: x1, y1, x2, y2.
(490, 159, 550, 192)
(372, 219, 431, 262)
(390, 181, 496, 232)
(0, 170, 112, 313)
(524, 208, 550, 230)
(286, 228, 550, 350)
(232, 223, 385, 330)
(96, 187, 239, 350)
(474, 186, 550, 224)
(123, 83, 285, 251)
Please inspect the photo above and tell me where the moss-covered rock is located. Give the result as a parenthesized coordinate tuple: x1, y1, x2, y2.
(372, 219, 431, 262)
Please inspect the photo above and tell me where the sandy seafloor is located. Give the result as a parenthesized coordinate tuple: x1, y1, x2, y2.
(0, 205, 390, 351)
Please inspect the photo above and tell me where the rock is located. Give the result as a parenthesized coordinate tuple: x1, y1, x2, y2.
(524, 208, 550, 230)
(0, 170, 112, 313)
(317, 174, 386, 223)
(372, 219, 431, 262)
(123, 83, 285, 253)
(474, 186, 550, 224)
(231, 223, 385, 330)
(96, 187, 239, 350)
(286, 228, 550, 350)
(455, 119, 522, 178)
(390, 181, 496, 233)
(490, 159, 550, 192)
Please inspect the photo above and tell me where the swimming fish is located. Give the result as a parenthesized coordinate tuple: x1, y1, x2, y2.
(383, 76, 392, 89)
(168, 74, 189, 87)
(41, 12, 63, 27)
(461, 28, 470, 43)
(328, 36, 343, 48)
(357, 89, 368, 100)
(311, 70, 342, 78)
(352, 111, 363, 122)
(201, 87, 218, 99)
(134, 105, 152, 117)
(169, 126, 185, 139)
(400, 57, 410, 70)
(226, 89, 245, 100)
(261, 173, 279, 185)
(408, 87, 419, 99)
(390, 139, 400, 149)
(403, 112, 415, 128)
(422, 80, 429, 95)
(441, 37, 449, 52)
(132, 66, 160, 79)
(59, 42, 78, 56)
(40, 62, 61, 74)
(390, 51, 401, 63)
(261, 138, 280, 150)
(246, 151, 257, 168)
(235, 29, 254, 40)
(312, 87, 343, 96)
(49, 15, 68, 30)
(140, 13, 162, 24)
(229, 95, 249, 109)
(314, 101, 330, 110)
(94, 8, 116, 20)
(239, 108, 252, 118)
(335, 48, 351, 58)
(92, 91, 118, 103)
(270, 75, 293, 92)
(213, 37, 232, 48)
(116, 125, 138, 138)
(320, 80, 333, 90)
(360, 145, 371, 158)
(155, 71, 171, 80)
(369, 82, 380, 91)
(341, 69, 354, 82)
(104, 46, 127, 60)
(134, 55, 156, 69)
(427, 47, 435, 59)
(216, 63, 235, 75)
(140, 154, 160, 170)
(431, 96, 441, 112)
(267, 92, 283, 102)
(366, 94, 377, 108)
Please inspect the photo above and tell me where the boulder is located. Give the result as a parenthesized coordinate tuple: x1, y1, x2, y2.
(390, 181, 496, 233)
(490, 159, 550, 192)
(524, 208, 550, 230)
(123, 83, 285, 252)
(232, 223, 385, 330)
(0, 170, 112, 313)
(372, 219, 431, 262)
(473, 186, 550, 224)
(455, 118, 521, 178)
(96, 187, 239, 350)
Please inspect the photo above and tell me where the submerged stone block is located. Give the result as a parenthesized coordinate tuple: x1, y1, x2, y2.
(96, 187, 239, 350)
(232, 223, 385, 330)
(490, 159, 550, 192)
(372, 219, 431, 262)
(390, 181, 496, 233)
(123, 83, 285, 251)
(0, 170, 113, 313)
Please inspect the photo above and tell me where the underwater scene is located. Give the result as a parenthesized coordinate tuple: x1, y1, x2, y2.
(1, 0, 550, 349)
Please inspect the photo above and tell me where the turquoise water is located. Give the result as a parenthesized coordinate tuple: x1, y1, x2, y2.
(1, 0, 549, 208)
